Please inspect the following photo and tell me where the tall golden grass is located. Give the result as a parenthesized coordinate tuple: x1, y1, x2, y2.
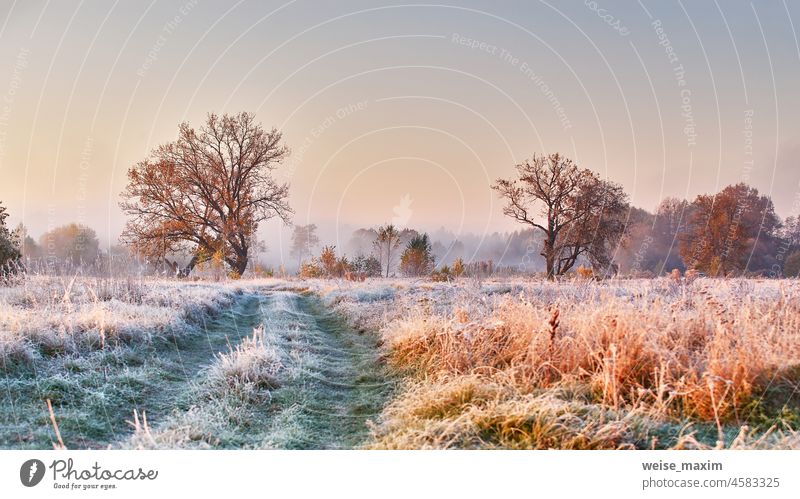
(353, 278, 800, 449)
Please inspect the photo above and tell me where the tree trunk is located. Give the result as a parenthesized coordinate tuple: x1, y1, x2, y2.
(180, 255, 199, 277)
(229, 246, 249, 277)
(164, 259, 179, 276)
(543, 239, 556, 280)
(233, 256, 248, 277)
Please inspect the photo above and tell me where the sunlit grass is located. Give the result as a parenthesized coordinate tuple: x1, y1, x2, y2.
(314, 277, 800, 449)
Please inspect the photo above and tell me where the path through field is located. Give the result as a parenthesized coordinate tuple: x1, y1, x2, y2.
(0, 288, 391, 449)
(254, 291, 391, 449)
(123, 288, 392, 449)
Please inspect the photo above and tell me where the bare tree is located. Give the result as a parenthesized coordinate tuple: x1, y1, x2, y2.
(120, 112, 292, 277)
(290, 224, 319, 268)
(493, 153, 628, 279)
(373, 224, 402, 277)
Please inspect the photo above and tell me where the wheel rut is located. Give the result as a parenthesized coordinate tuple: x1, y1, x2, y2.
(257, 291, 392, 449)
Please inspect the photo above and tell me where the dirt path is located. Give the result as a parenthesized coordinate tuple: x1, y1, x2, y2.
(255, 291, 392, 449)
(114, 288, 392, 449)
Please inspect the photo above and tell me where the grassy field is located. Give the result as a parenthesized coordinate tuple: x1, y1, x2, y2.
(313, 277, 800, 449)
(1, 275, 798, 449)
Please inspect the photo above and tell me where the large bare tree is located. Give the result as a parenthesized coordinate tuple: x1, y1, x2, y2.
(120, 112, 292, 277)
(493, 153, 628, 279)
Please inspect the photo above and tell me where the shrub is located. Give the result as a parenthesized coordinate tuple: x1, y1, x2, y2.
(352, 254, 382, 278)
(451, 258, 465, 278)
(299, 246, 357, 279)
(431, 265, 451, 282)
(399, 233, 434, 277)
(252, 264, 274, 278)
(334, 256, 352, 278)
(298, 260, 323, 278)
(0, 202, 21, 285)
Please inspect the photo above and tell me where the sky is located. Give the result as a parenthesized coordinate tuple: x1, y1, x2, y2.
(0, 0, 799, 264)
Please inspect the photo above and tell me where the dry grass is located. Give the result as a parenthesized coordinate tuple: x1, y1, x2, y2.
(368, 375, 682, 449)
(367, 375, 800, 450)
(319, 277, 800, 449)
(6, 275, 798, 449)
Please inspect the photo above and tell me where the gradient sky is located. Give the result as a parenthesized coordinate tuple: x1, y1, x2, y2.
(0, 0, 799, 262)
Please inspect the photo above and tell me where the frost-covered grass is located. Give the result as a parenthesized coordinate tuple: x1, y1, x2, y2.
(0, 276, 242, 365)
(5, 275, 798, 449)
(122, 291, 390, 450)
(0, 276, 252, 449)
(302, 276, 800, 449)
(123, 326, 283, 450)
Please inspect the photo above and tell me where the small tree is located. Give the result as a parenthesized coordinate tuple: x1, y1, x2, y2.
(290, 224, 319, 268)
(373, 224, 402, 277)
(319, 245, 338, 277)
(451, 257, 465, 277)
(399, 233, 435, 277)
(0, 202, 21, 280)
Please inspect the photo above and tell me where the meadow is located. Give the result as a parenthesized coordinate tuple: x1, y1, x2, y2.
(1, 275, 798, 449)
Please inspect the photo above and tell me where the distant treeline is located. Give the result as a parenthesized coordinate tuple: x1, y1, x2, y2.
(2, 181, 799, 280)
(304, 182, 800, 279)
